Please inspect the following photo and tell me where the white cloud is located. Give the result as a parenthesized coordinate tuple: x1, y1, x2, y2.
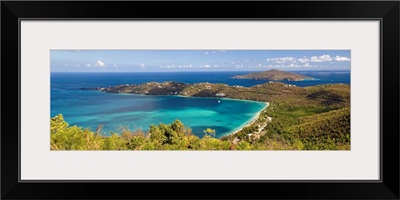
(334, 55, 351, 61)
(204, 50, 227, 55)
(234, 64, 244, 69)
(95, 60, 106, 67)
(82, 60, 107, 68)
(159, 64, 195, 69)
(139, 63, 145, 69)
(310, 55, 332, 62)
(266, 57, 296, 64)
(298, 57, 309, 63)
(266, 54, 349, 66)
(288, 63, 300, 68)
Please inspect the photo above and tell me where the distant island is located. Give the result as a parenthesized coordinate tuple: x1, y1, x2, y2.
(232, 69, 313, 81)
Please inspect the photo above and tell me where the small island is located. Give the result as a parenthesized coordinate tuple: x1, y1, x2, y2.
(232, 69, 313, 81)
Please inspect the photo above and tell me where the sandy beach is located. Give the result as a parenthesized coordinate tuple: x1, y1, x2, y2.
(228, 102, 269, 136)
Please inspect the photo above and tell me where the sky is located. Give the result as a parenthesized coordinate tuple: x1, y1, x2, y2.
(50, 50, 351, 72)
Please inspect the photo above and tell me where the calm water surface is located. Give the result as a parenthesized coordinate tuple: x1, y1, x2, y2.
(51, 71, 349, 137)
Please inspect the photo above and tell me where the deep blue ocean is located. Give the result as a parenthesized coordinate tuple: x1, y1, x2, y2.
(51, 70, 350, 138)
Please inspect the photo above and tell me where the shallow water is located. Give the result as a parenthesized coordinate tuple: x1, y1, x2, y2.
(51, 89, 267, 138)
(51, 71, 349, 137)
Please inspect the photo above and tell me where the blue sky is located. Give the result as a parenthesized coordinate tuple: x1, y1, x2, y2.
(51, 50, 351, 72)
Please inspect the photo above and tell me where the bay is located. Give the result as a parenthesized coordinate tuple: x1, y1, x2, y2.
(51, 70, 349, 138)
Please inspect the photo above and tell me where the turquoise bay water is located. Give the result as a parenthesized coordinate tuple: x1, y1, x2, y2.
(51, 89, 267, 138)
(51, 71, 349, 138)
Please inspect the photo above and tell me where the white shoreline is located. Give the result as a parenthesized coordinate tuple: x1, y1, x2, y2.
(222, 102, 269, 137)
(91, 90, 270, 138)
(103, 89, 266, 105)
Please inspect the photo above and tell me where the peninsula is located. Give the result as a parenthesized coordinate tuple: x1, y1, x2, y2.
(232, 69, 313, 81)
(82, 81, 349, 107)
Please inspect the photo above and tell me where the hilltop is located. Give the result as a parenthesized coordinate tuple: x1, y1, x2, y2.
(232, 69, 313, 81)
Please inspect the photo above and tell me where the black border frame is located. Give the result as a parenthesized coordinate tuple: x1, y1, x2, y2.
(17, 18, 382, 184)
(2, 1, 399, 199)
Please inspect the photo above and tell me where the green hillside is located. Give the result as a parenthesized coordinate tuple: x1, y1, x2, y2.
(53, 82, 351, 150)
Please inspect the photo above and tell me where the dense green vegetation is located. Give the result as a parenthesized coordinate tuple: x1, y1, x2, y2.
(51, 105, 350, 150)
(56, 82, 351, 150)
(220, 83, 350, 150)
(260, 106, 350, 150)
(50, 114, 263, 150)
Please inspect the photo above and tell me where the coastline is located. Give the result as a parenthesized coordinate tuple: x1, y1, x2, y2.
(222, 102, 269, 138)
(171, 94, 270, 138)
(112, 91, 268, 105)
(80, 90, 269, 138)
